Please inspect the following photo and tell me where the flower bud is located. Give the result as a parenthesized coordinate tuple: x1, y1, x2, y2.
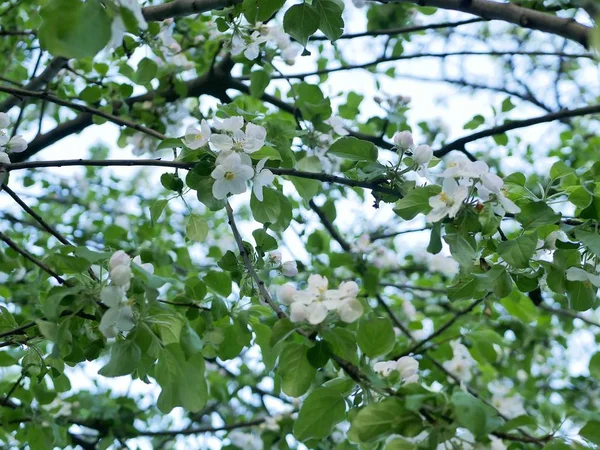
(109, 250, 130, 270)
(281, 260, 298, 276)
(396, 356, 419, 379)
(110, 264, 133, 287)
(0, 152, 10, 165)
(393, 131, 414, 150)
(7, 135, 27, 153)
(413, 144, 433, 166)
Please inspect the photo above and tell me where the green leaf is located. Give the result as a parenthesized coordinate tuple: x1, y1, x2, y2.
(450, 391, 487, 437)
(79, 85, 102, 103)
(98, 340, 142, 377)
(448, 276, 485, 301)
(356, 317, 395, 358)
(204, 271, 232, 297)
(252, 229, 278, 254)
(515, 202, 560, 229)
(278, 343, 316, 397)
(473, 265, 512, 298)
(589, 352, 600, 378)
(294, 387, 346, 441)
(328, 137, 378, 162)
(313, 0, 344, 42)
(283, 3, 320, 47)
(393, 185, 441, 220)
(150, 199, 168, 225)
(136, 57, 158, 85)
(155, 345, 207, 413)
(243, 0, 286, 23)
(497, 233, 538, 269)
(250, 70, 270, 97)
(580, 421, 600, 445)
(270, 318, 296, 346)
(39, 0, 111, 59)
(160, 173, 184, 192)
(251, 187, 281, 224)
(427, 222, 442, 254)
(444, 233, 477, 268)
(186, 214, 209, 242)
(575, 229, 600, 256)
(565, 280, 596, 311)
(349, 398, 418, 442)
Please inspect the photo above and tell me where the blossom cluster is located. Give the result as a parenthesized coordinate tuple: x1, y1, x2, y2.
(276, 275, 364, 325)
(183, 116, 274, 201)
(0, 113, 27, 163)
(429, 153, 520, 222)
(373, 356, 419, 384)
(267, 251, 298, 277)
(99, 251, 154, 338)
(391, 130, 519, 223)
(231, 23, 299, 65)
(442, 339, 477, 382)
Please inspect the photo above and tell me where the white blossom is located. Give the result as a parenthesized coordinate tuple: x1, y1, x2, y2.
(429, 254, 459, 277)
(477, 170, 520, 214)
(0, 152, 10, 164)
(231, 31, 267, 60)
(276, 284, 297, 305)
(427, 178, 469, 223)
(228, 430, 263, 450)
(393, 131, 414, 150)
(99, 304, 135, 338)
(0, 113, 9, 129)
(269, 251, 283, 266)
(210, 121, 266, 156)
(373, 360, 398, 377)
(281, 45, 299, 65)
(213, 116, 244, 132)
(443, 340, 477, 382)
(354, 233, 371, 253)
(373, 356, 419, 383)
(253, 158, 274, 201)
(133, 255, 154, 274)
(0, 134, 27, 153)
(491, 394, 526, 419)
(326, 116, 349, 136)
(282, 276, 363, 324)
(211, 153, 255, 199)
(184, 120, 211, 149)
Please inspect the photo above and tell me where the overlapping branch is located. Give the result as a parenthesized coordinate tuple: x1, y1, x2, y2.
(378, 0, 592, 47)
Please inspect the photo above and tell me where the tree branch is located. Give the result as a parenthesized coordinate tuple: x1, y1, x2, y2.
(380, 0, 591, 47)
(0, 85, 168, 140)
(0, 230, 69, 285)
(310, 18, 486, 40)
(142, 0, 242, 21)
(0, 56, 67, 113)
(240, 50, 591, 80)
(437, 103, 600, 156)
